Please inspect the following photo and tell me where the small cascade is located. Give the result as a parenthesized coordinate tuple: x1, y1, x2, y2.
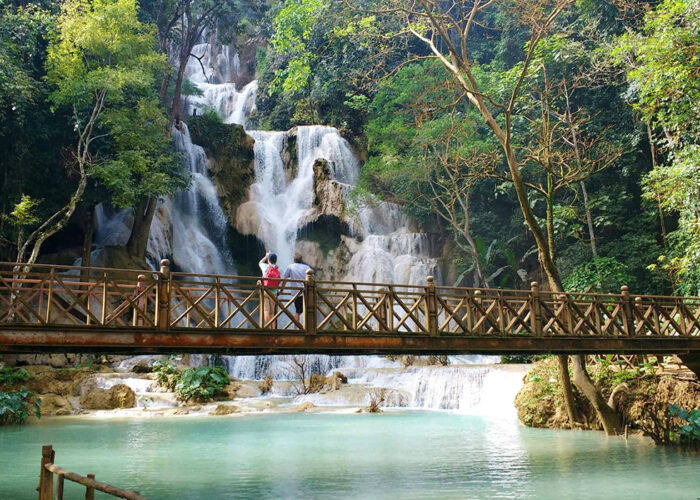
(166, 123, 233, 274)
(239, 125, 360, 268)
(295, 363, 526, 416)
(218, 354, 401, 380)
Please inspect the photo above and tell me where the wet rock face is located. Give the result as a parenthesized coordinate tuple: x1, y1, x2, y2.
(80, 384, 136, 410)
(38, 394, 74, 417)
(187, 115, 256, 225)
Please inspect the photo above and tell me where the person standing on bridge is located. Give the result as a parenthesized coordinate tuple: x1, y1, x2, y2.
(259, 251, 280, 329)
(282, 252, 311, 324)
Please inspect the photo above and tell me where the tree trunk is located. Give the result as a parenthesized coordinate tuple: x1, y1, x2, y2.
(169, 58, 188, 128)
(580, 181, 597, 258)
(80, 204, 95, 281)
(126, 197, 157, 260)
(572, 355, 623, 435)
(557, 355, 580, 428)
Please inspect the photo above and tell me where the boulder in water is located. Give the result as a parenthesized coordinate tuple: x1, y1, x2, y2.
(209, 404, 239, 416)
(80, 384, 136, 410)
(37, 394, 74, 416)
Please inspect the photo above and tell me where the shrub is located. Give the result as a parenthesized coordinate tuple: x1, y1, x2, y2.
(258, 376, 274, 394)
(0, 390, 41, 425)
(368, 389, 386, 413)
(669, 405, 700, 449)
(0, 367, 30, 388)
(174, 366, 229, 402)
(152, 360, 180, 391)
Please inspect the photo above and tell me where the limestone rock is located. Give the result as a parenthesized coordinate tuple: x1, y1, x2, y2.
(38, 394, 74, 417)
(80, 384, 136, 410)
(209, 404, 239, 416)
(295, 401, 315, 412)
(233, 200, 263, 236)
(312, 158, 347, 219)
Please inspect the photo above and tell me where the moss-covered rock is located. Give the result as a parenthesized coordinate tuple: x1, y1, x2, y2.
(80, 384, 136, 410)
(515, 357, 700, 438)
(187, 114, 255, 224)
(37, 394, 73, 416)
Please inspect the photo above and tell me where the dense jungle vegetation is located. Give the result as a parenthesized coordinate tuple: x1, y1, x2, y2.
(1, 0, 698, 434)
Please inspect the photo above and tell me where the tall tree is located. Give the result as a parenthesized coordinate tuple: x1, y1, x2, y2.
(343, 0, 624, 434)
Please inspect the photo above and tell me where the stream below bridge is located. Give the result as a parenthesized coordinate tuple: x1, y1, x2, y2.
(1, 411, 698, 499)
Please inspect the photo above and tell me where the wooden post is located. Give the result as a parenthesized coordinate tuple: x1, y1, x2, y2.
(426, 276, 438, 336)
(45, 268, 55, 323)
(132, 275, 146, 327)
(85, 473, 95, 500)
(56, 473, 65, 500)
(530, 282, 543, 337)
(621, 285, 633, 336)
(474, 290, 483, 334)
(100, 271, 107, 325)
(157, 259, 171, 331)
(304, 269, 316, 334)
(214, 277, 220, 328)
(377, 287, 388, 332)
(38, 445, 54, 500)
(634, 296, 643, 336)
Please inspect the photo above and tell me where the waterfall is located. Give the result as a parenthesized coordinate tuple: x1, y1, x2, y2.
(91, 37, 522, 416)
(166, 123, 233, 274)
(238, 126, 361, 268)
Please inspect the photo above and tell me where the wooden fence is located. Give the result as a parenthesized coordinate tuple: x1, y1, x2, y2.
(38, 445, 146, 500)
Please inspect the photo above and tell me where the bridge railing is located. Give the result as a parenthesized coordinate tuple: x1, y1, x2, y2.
(1, 260, 699, 338)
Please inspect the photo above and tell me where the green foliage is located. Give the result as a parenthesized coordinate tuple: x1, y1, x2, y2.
(591, 355, 656, 387)
(93, 98, 188, 207)
(174, 366, 229, 402)
(563, 257, 634, 293)
(614, 0, 700, 294)
(152, 360, 179, 391)
(0, 367, 30, 387)
(668, 404, 700, 447)
(501, 354, 551, 364)
(269, 0, 325, 94)
(45, 0, 166, 111)
(0, 389, 41, 425)
(6, 195, 40, 228)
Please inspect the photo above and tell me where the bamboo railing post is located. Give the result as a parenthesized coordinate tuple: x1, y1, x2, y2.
(38, 444, 54, 500)
(85, 473, 95, 500)
(530, 282, 543, 337)
(157, 260, 171, 331)
(100, 271, 107, 325)
(304, 269, 317, 334)
(621, 286, 633, 336)
(426, 276, 438, 336)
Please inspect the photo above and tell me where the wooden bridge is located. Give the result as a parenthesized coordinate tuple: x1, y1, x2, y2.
(1, 260, 700, 360)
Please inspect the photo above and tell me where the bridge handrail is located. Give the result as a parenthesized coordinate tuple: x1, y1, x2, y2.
(2, 260, 700, 339)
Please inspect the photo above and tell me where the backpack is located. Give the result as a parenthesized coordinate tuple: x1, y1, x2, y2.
(263, 265, 281, 288)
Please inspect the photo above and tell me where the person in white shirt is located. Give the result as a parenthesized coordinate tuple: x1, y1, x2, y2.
(282, 252, 312, 323)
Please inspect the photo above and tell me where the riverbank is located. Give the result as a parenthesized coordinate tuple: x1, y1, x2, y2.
(515, 357, 699, 446)
(1, 356, 528, 423)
